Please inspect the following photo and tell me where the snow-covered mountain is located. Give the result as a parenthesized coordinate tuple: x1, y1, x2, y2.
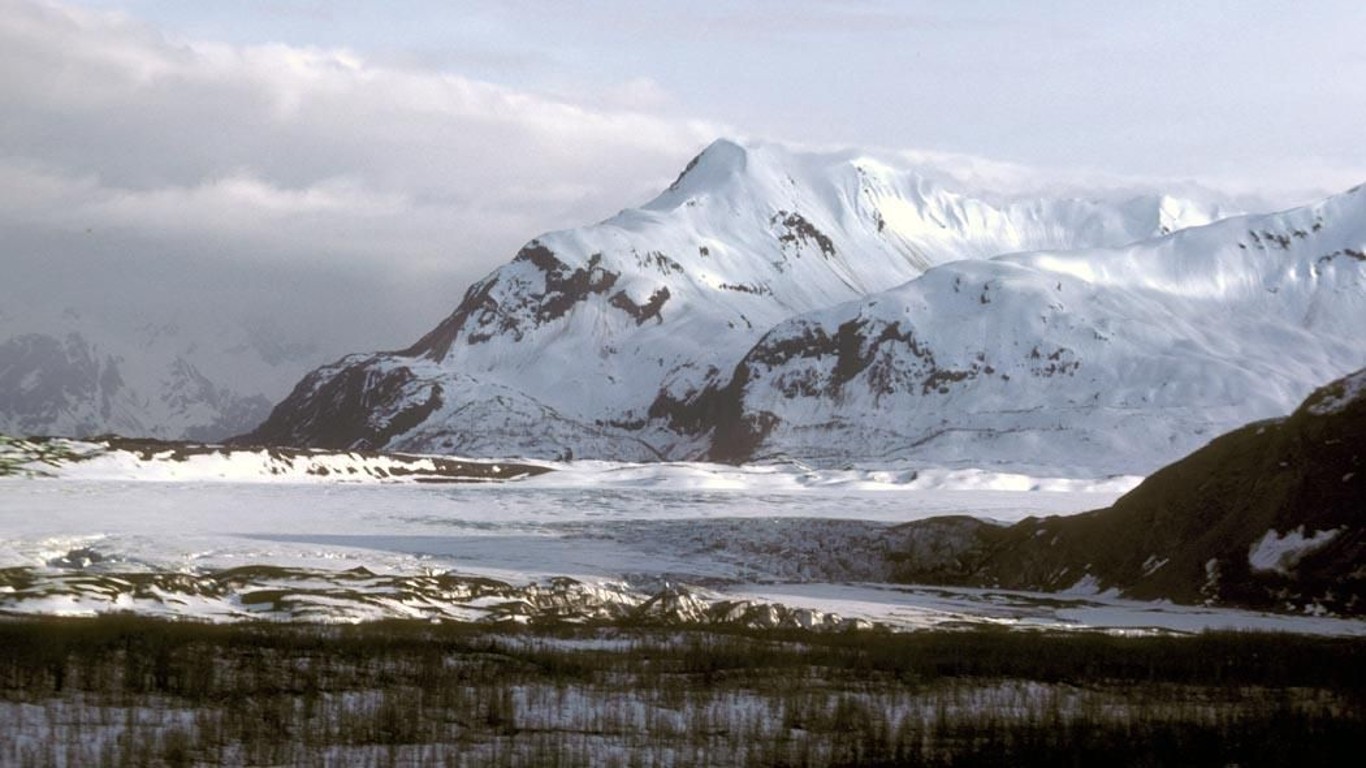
(700, 184, 1366, 474)
(0, 305, 325, 441)
(247, 139, 1243, 467)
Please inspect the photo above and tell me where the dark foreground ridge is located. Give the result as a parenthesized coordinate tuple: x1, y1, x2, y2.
(1, 615, 1362, 766)
(889, 368, 1366, 615)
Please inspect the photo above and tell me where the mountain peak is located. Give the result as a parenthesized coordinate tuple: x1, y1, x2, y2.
(242, 141, 1366, 474)
(653, 138, 752, 203)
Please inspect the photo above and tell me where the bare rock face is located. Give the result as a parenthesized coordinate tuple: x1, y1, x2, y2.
(237, 356, 443, 451)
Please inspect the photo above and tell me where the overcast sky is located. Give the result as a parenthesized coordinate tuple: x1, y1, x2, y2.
(4, 0, 1365, 354)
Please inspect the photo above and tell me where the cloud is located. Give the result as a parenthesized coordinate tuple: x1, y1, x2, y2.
(5, 0, 1358, 369)
(0, 0, 722, 353)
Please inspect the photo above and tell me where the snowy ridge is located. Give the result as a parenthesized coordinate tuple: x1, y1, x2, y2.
(6, 561, 1361, 635)
(249, 138, 1238, 470)
(5, 437, 548, 484)
(13, 436, 1139, 492)
(706, 184, 1366, 474)
(0, 565, 876, 631)
(515, 460, 1140, 494)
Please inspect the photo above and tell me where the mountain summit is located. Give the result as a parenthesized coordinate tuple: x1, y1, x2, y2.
(243, 140, 1364, 474)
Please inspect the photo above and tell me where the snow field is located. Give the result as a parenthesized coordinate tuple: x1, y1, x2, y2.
(2, 465, 1363, 634)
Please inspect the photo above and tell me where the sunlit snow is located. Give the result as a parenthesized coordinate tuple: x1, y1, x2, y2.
(2, 453, 1362, 635)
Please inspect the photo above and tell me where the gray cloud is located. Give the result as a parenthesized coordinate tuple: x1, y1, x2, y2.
(4, 0, 1360, 368)
(0, 0, 718, 352)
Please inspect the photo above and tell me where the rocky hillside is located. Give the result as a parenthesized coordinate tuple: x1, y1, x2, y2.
(891, 368, 1366, 615)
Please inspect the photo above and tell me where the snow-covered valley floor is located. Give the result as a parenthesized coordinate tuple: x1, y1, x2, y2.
(2, 455, 1362, 636)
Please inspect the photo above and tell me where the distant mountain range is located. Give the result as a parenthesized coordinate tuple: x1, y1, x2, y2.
(243, 139, 1364, 476)
(0, 307, 323, 442)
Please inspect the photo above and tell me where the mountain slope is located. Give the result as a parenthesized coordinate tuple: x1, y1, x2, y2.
(690, 183, 1366, 474)
(891, 368, 1366, 615)
(245, 139, 1230, 461)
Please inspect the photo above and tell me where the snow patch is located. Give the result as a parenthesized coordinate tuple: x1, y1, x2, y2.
(1248, 526, 1343, 575)
(1141, 555, 1169, 577)
(1306, 369, 1366, 416)
(1061, 574, 1120, 598)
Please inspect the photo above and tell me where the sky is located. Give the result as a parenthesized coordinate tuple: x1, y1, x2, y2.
(3, 0, 1365, 356)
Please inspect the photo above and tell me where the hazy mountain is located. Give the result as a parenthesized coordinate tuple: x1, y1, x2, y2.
(0, 305, 324, 441)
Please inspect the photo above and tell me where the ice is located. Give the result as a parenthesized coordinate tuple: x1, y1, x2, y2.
(2, 465, 1362, 635)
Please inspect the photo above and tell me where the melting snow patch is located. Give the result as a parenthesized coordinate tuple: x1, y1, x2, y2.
(1306, 369, 1366, 415)
(1248, 526, 1343, 575)
(1201, 558, 1221, 600)
(1141, 555, 1169, 576)
(1061, 574, 1118, 598)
